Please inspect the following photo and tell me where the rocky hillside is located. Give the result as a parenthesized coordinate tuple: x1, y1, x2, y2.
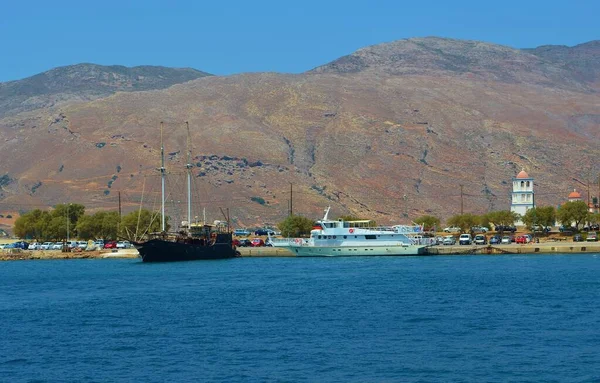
(0, 37, 598, 229)
(311, 37, 598, 92)
(524, 40, 600, 86)
(0, 64, 211, 117)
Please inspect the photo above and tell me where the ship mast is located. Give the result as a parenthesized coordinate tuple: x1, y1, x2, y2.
(160, 122, 166, 232)
(185, 121, 193, 231)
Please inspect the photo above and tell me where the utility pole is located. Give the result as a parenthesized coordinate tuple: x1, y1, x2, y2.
(118, 191, 122, 219)
(587, 178, 591, 208)
(66, 203, 70, 242)
(460, 185, 464, 215)
(289, 183, 293, 216)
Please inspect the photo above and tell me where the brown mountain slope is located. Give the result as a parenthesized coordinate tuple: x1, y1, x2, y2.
(0, 38, 599, 228)
(0, 64, 211, 117)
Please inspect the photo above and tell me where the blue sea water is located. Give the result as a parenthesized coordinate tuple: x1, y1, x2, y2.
(1, 254, 599, 383)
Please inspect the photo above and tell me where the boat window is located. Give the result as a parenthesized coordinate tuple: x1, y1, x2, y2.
(343, 236, 347, 239)
(365, 235, 377, 240)
(318, 235, 321, 239)
(333, 236, 336, 239)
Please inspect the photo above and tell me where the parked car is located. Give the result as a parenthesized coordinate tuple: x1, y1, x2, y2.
(473, 234, 487, 245)
(501, 236, 512, 244)
(116, 241, 131, 249)
(234, 229, 250, 236)
(443, 227, 461, 233)
(28, 242, 41, 250)
(495, 225, 517, 233)
(254, 229, 274, 236)
(251, 238, 265, 247)
(586, 232, 598, 242)
(573, 234, 584, 242)
(532, 225, 551, 233)
(583, 224, 600, 231)
(40, 242, 54, 250)
(104, 241, 118, 249)
(442, 235, 456, 245)
(76, 241, 88, 250)
(459, 234, 472, 245)
(471, 226, 489, 233)
(11, 241, 30, 250)
(559, 225, 575, 234)
(238, 239, 253, 247)
(51, 242, 63, 250)
(489, 235, 502, 245)
(515, 235, 528, 244)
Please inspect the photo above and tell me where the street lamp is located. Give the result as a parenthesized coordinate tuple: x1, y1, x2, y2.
(66, 203, 70, 242)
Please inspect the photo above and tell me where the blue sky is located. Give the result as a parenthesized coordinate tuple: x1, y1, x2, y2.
(1, 0, 598, 82)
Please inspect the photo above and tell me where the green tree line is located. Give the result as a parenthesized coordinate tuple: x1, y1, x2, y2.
(13, 204, 169, 241)
(275, 201, 600, 237)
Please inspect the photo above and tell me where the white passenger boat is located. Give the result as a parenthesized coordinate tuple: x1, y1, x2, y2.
(269, 207, 433, 256)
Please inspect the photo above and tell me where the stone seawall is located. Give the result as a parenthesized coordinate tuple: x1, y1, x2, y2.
(2, 243, 599, 261)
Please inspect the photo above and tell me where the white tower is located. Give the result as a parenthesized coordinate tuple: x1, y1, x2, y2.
(511, 169, 534, 225)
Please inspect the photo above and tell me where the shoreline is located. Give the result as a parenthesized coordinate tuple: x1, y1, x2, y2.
(2, 241, 600, 261)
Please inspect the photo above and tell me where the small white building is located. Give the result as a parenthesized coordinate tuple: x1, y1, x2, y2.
(511, 170, 534, 225)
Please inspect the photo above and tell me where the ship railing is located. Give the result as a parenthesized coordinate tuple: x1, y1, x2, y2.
(352, 225, 422, 233)
(410, 237, 437, 246)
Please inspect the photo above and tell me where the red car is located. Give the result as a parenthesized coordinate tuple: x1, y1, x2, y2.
(103, 241, 118, 249)
(515, 235, 527, 244)
(251, 238, 265, 247)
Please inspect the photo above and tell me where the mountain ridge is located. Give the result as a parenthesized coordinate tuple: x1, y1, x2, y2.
(0, 64, 212, 117)
(0, 37, 598, 229)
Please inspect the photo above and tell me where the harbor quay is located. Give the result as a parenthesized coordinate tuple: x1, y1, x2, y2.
(238, 242, 600, 257)
(1, 241, 599, 261)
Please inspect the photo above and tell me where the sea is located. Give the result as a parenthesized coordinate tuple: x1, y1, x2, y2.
(1, 254, 599, 383)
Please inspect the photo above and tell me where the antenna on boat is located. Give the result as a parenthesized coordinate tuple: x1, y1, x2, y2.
(323, 206, 331, 220)
(185, 121, 193, 231)
(160, 121, 166, 232)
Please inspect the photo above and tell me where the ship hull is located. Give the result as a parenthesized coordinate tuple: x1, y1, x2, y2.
(134, 238, 238, 262)
(283, 244, 428, 257)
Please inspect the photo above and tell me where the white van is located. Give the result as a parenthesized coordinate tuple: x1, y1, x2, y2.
(459, 233, 472, 245)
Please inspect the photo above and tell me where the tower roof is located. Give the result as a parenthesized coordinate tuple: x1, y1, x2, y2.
(568, 189, 581, 199)
(516, 170, 529, 179)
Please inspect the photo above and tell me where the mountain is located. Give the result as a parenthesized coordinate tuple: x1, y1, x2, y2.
(0, 64, 211, 117)
(311, 37, 598, 92)
(0, 38, 598, 230)
(524, 40, 600, 86)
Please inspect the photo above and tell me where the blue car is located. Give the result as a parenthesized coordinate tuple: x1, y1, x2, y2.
(14, 241, 29, 249)
(489, 235, 502, 245)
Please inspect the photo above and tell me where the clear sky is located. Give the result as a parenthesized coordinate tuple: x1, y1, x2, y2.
(1, 0, 598, 82)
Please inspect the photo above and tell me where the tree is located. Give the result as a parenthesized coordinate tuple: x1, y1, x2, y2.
(522, 206, 556, 229)
(556, 201, 589, 229)
(13, 209, 43, 239)
(120, 209, 168, 241)
(278, 215, 315, 237)
(484, 210, 520, 229)
(74, 211, 121, 240)
(446, 214, 480, 233)
(53, 203, 86, 226)
(589, 212, 600, 225)
(414, 215, 441, 231)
